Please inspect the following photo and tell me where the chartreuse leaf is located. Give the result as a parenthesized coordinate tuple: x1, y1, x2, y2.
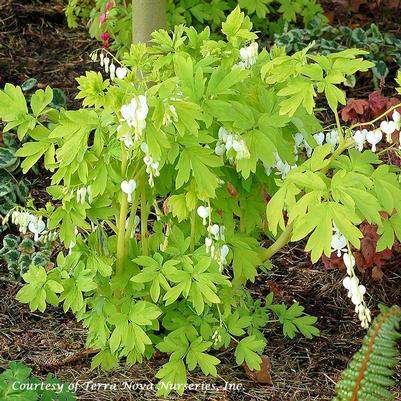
(269, 302, 320, 339)
(91, 349, 119, 371)
(156, 359, 187, 396)
(175, 146, 222, 198)
(235, 335, 265, 370)
(277, 79, 316, 116)
(221, 6, 257, 43)
(0, 84, 36, 140)
(229, 234, 262, 283)
(30, 87, 53, 117)
(16, 266, 63, 312)
(186, 337, 220, 376)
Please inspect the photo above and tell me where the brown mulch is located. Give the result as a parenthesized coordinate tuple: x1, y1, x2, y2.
(0, 1, 401, 401)
(0, 0, 96, 108)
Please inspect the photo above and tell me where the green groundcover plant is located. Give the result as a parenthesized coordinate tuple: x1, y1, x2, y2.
(1, 7, 401, 395)
(0, 361, 76, 401)
(66, 0, 325, 54)
(275, 18, 401, 87)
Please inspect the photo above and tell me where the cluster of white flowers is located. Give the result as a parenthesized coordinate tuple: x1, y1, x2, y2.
(8, 211, 47, 242)
(353, 110, 401, 152)
(75, 185, 93, 205)
(237, 42, 258, 69)
(197, 205, 229, 269)
(91, 51, 128, 81)
(120, 95, 149, 141)
(215, 127, 250, 161)
(141, 142, 160, 187)
(330, 224, 371, 328)
(264, 152, 296, 179)
(121, 179, 137, 203)
(307, 129, 340, 152)
(342, 252, 371, 328)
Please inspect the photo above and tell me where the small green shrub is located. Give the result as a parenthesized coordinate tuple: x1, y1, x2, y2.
(0, 361, 76, 401)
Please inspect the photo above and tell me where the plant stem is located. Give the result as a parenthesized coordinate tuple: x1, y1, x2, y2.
(140, 184, 149, 256)
(239, 199, 245, 233)
(334, 112, 344, 142)
(116, 145, 129, 277)
(124, 194, 140, 243)
(261, 222, 293, 261)
(190, 208, 196, 253)
(116, 194, 129, 276)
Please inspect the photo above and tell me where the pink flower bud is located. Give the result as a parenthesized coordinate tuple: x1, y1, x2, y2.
(105, 1, 113, 13)
(99, 13, 106, 25)
(101, 32, 110, 48)
(101, 32, 110, 41)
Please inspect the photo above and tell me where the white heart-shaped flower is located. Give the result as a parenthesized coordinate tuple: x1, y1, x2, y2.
(121, 179, 137, 202)
(358, 284, 366, 296)
(28, 220, 46, 235)
(313, 132, 325, 146)
(205, 237, 213, 247)
(380, 120, 396, 143)
(215, 143, 225, 156)
(197, 206, 209, 225)
(331, 232, 347, 256)
(28, 219, 46, 241)
(220, 244, 229, 265)
(140, 142, 149, 154)
(342, 276, 352, 290)
(353, 130, 366, 151)
(116, 67, 127, 79)
(366, 129, 382, 152)
(380, 120, 396, 135)
(208, 224, 220, 237)
(109, 63, 116, 80)
(218, 127, 228, 142)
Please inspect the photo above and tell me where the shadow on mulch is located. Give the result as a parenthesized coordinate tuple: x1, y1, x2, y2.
(0, 1, 401, 401)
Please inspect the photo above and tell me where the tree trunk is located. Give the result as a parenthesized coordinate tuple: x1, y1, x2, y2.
(132, 0, 166, 45)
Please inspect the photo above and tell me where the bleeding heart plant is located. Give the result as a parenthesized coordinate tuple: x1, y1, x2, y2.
(1, 7, 401, 396)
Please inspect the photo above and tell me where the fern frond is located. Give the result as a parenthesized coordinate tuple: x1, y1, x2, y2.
(333, 305, 401, 401)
